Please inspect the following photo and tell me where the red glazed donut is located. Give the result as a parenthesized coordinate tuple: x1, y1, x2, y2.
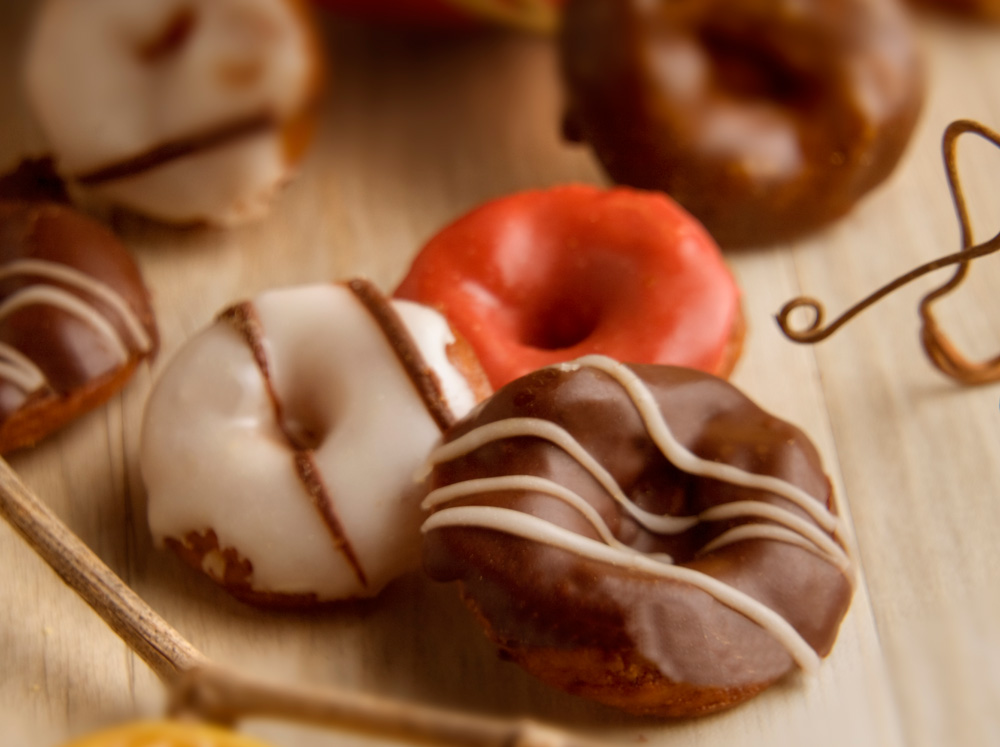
(421, 356, 854, 716)
(394, 185, 742, 390)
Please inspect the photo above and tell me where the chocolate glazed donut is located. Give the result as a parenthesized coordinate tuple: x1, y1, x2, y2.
(421, 356, 853, 717)
(560, 0, 925, 247)
(0, 201, 157, 452)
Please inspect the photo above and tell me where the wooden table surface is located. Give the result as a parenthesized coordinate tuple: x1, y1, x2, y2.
(1, 5, 999, 746)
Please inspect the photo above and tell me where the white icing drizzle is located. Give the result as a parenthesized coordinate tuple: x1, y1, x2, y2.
(574, 355, 843, 535)
(421, 354, 854, 673)
(699, 501, 850, 571)
(424, 475, 674, 563)
(0, 343, 46, 393)
(0, 258, 151, 393)
(423, 505, 822, 674)
(698, 524, 835, 565)
(429, 419, 700, 535)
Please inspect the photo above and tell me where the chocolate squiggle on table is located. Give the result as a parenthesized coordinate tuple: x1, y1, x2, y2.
(777, 119, 1000, 385)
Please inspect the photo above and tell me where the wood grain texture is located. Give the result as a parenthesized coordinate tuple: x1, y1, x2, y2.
(0, 5, 999, 747)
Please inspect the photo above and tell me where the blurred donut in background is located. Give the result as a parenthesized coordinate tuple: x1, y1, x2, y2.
(24, 0, 323, 227)
(560, 0, 926, 247)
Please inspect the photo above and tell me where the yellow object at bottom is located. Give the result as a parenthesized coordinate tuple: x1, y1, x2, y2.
(59, 721, 274, 747)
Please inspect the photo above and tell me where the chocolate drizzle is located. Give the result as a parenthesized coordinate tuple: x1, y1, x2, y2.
(74, 111, 276, 186)
(346, 277, 455, 431)
(218, 300, 368, 589)
(293, 451, 368, 589)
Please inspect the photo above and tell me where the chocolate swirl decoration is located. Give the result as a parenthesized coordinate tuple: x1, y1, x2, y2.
(422, 355, 853, 677)
(777, 119, 1000, 385)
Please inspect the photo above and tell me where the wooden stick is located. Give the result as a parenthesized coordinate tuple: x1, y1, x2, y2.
(172, 661, 589, 747)
(0, 456, 603, 747)
(0, 455, 205, 682)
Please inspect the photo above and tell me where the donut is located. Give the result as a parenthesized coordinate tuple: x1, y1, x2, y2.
(24, 0, 322, 227)
(59, 721, 273, 747)
(559, 0, 925, 247)
(0, 201, 157, 453)
(394, 185, 743, 391)
(421, 355, 853, 717)
(140, 279, 490, 606)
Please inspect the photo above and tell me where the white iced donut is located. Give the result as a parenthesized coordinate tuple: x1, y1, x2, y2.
(140, 279, 490, 606)
(24, 0, 320, 227)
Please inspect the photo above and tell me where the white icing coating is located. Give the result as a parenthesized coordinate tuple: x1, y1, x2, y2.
(141, 283, 481, 601)
(24, 0, 314, 225)
(86, 133, 290, 227)
(421, 354, 853, 672)
(0, 258, 152, 395)
(393, 298, 477, 419)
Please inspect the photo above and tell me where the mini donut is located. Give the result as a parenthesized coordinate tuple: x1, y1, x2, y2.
(559, 0, 925, 247)
(59, 721, 273, 747)
(394, 185, 743, 391)
(140, 279, 490, 607)
(0, 201, 157, 453)
(24, 0, 322, 227)
(421, 355, 853, 717)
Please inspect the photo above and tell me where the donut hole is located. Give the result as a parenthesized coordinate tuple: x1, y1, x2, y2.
(519, 297, 602, 351)
(700, 30, 813, 107)
(277, 389, 337, 452)
(281, 415, 325, 452)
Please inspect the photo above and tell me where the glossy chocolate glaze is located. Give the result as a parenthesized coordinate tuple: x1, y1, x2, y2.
(422, 360, 852, 714)
(560, 0, 925, 247)
(0, 201, 157, 450)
